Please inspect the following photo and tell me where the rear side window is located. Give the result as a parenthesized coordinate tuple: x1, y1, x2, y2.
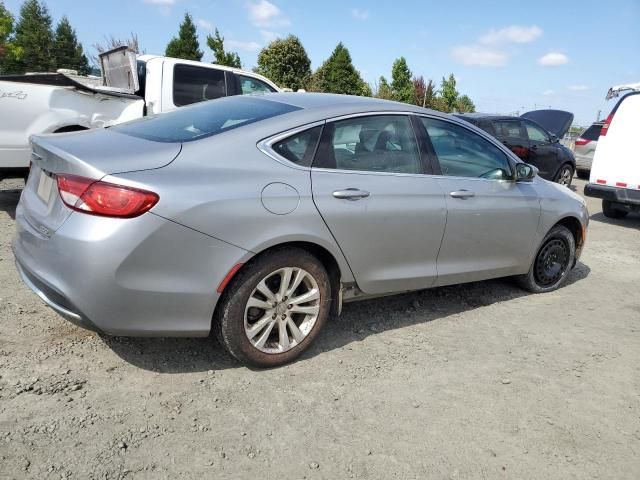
(272, 126, 322, 167)
(421, 117, 512, 179)
(173, 64, 226, 107)
(581, 124, 602, 141)
(314, 115, 421, 174)
(112, 96, 300, 143)
(238, 75, 276, 94)
(493, 120, 523, 139)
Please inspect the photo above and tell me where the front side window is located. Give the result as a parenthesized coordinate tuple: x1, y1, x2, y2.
(238, 75, 276, 94)
(173, 64, 226, 107)
(421, 117, 513, 180)
(314, 115, 421, 174)
(525, 121, 549, 143)
(272, 126, 322, 167)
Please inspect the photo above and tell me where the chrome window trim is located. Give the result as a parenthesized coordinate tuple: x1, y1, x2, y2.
(257, 120, 326, 171)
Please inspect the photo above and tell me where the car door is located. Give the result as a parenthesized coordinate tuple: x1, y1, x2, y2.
(522, 119, 558, 179)
(492, 119, 529, 161)
(310, 114, 447, 295)
(418, 116, 541, 286)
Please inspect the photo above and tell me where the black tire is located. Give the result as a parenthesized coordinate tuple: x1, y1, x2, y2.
(554, 164, 574, 187)
(602, 200, 628, 219)
(516, 225, 576, 293)
(576, 170, 590, 180)
(213, 248, 331, 367)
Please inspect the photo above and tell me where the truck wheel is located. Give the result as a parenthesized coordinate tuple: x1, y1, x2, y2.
(602, 200, 628, 219)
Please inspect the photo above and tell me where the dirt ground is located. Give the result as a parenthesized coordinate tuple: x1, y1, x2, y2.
(0, 177, 638, 479)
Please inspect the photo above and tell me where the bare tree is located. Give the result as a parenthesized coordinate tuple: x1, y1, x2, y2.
(90, 33, 141, 67)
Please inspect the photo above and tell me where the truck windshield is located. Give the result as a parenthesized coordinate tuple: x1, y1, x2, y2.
(111, 95, 300, 143)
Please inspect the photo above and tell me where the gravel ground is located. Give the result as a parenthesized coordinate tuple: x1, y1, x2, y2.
(0, 177, 639, 479)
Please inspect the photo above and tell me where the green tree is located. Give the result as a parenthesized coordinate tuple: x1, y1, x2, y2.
(7, 0, 54, 74)
(440, 73, 459, 112)
(255, 35, 310, 90)
(391, 56, 413, 103)
(455, 94, 476, 113)
(310, 42, 369, 96)
(52, 16, 89, 75)
(375, 76, 393, 100)
(165, 13, 203, 61)
(206, 28, 241, 68)
(0, 2, 21, 73)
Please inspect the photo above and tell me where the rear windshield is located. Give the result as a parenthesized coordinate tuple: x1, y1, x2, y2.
(580, 124, 602, 141)
(111, 96, 300, 143)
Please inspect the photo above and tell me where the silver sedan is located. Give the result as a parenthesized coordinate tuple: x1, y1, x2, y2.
(13, 93, 589, 367)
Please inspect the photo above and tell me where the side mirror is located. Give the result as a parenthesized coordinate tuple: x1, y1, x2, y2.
(515, 163, 538, 182)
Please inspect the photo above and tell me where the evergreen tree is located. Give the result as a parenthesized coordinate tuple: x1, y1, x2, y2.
(206, 28, 241, 68)
(455, 94, 476, 113)
(0, 2, 21, 74)
(375, 76, 393, 100)
(390, 57, 413, 103)
(165, 13, 203, 61)
(8, 0, 54, 74)
(311, 42, 369, 96)
(440, 73, 459, 112)
(255, 35, 310, 90)
(53, 16, 89, 75)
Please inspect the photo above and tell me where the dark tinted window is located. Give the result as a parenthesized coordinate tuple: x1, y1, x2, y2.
(314, 115, 421, 174)
(421, 117, 512, 179)
(136, 60, 146, 97)
(581, 124, 602, 141)
(112, 96, 300, 143)
(239, 75, 276, 94)
(173, 64, 226, 107)
(272, 126, 322, 167)
(493, 120, 523, 138)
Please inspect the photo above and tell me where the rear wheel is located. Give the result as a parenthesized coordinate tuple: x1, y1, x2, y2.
(516, 225, 575, 293)
(214, 248, 331, 367)
(555, 164, 574, 186)
(602, 200, 628, 219)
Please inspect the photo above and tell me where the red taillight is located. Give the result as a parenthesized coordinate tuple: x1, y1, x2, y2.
(574, 137, 590, 146)
(600, 113, 614, 136)
(56, 174, 159, 218)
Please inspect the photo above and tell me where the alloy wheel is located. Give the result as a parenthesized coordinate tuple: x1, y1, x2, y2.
(244, 267, 320, 354)
(557, 166, 573, 186)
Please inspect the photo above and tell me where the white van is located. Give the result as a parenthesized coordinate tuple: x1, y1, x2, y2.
(585, 83, 640, 218)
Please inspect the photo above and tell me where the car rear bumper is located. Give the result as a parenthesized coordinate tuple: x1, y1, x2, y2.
(574, 153, 593, 170)
(13, 204, 252, 337)
(584, 183, 640, 209)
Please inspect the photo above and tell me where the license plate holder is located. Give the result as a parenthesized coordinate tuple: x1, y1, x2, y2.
(36, 171, 54, 204)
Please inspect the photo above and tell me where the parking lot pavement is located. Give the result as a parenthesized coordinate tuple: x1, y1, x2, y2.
(0, 177, 639, 479)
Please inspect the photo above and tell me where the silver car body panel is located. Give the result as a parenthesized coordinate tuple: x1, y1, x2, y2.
(13, 93, 588, 336)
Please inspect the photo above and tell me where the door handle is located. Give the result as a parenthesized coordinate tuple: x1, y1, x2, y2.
(449, 190, 475, 199)
(531, 144, 538, 150)
(332, 188, 370, 201)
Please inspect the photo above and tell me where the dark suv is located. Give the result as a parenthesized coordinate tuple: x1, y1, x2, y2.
(455, 110, 576, 186)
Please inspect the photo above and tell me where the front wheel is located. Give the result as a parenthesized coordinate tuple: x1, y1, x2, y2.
(555, 164, 574, 187)
(214, 248, 331, 367)
(516, 225, 576, 293)
(602, 200, 628, 219)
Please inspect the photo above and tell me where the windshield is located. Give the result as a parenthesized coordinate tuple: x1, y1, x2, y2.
(111, 96, 300, 143)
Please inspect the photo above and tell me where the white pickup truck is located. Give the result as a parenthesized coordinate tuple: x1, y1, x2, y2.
(0, 47, 280, 180)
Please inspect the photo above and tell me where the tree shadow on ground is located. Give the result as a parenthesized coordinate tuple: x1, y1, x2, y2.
(103, 262, 591, 373)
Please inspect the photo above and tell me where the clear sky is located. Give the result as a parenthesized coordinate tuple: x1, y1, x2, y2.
(5, 0, 639, 125)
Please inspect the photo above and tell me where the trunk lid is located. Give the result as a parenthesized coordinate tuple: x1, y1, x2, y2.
(521, 109, 574, 139)
(22, 129, 180, 234)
